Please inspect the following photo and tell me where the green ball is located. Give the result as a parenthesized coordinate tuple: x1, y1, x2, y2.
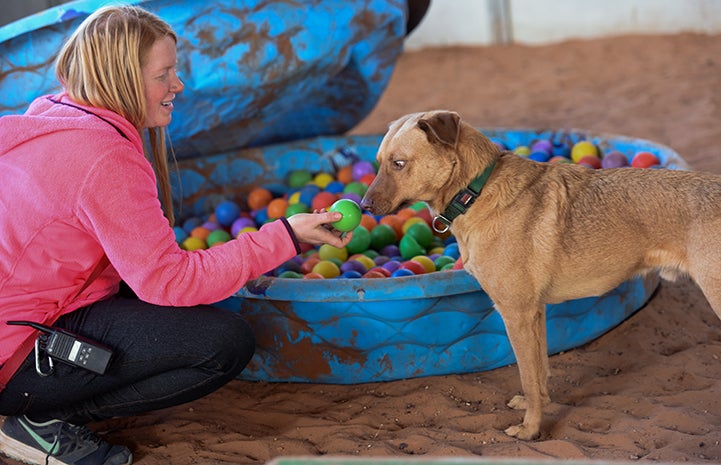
(405, 222, 434, 248)
(329, 199, 362, 232)
(434, 255, 456, 270)
(361, 249, 379, 259)
(284, 202, 309, 217)
(370, 224, 397, 251)
(206, 229, 232, 246)
(288, 170, 312, 188)
(343, 181, 368, 198)
(399, 234, 425, 260)
(278, 270, 303, 279)
(346, 226, 371, 255)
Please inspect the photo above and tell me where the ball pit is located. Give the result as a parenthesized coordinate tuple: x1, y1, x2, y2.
(174, 129, 689, 383)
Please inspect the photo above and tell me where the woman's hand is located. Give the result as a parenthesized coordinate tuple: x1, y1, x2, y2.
(286, 211, 354, 249)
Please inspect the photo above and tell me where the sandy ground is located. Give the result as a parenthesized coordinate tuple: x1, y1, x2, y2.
(5, 33, 721, 464)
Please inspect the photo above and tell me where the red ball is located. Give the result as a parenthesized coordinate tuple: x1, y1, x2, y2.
(311, 191, 338, 211)
(415, 206, 433, 228)
(631, 151, 660, 168)
(577, 155, 601, 169)
(400, 260, 427, 275)
(368, 266, 391, 277)
(362, 270, 387, 279)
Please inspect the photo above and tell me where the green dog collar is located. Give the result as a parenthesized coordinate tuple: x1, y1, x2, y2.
(432, 160, 497, 233)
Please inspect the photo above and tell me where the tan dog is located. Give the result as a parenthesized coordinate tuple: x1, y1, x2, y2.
(360, 110, 721, 440)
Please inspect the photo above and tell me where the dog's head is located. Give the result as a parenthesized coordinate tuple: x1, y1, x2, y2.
(361, 110, 492, 216)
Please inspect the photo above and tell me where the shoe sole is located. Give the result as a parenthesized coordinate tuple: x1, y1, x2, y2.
(0, 428, 132, 465)
(0, 426, 64, 465)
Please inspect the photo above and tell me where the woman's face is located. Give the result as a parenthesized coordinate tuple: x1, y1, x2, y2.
(141, 36, 184, 128)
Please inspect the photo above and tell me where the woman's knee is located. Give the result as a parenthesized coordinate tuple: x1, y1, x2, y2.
(198, 308, 256, 375)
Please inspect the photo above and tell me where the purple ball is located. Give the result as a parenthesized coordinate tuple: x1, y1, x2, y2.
(531, 140, 552, 154)
(231, 217, 256, 236)
(381, 260, 402, 273)
(381, 244, 400, 258)
(340, 192, 362, 204)
(601, 151, 629, 169)
(352, 161, 375, 181)
(341, 260, 368, 275)
(373, 255, 390, 266)
(202, 221, 221, 231)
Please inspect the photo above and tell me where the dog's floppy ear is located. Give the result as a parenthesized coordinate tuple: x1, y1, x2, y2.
(417, 111, 461, 149)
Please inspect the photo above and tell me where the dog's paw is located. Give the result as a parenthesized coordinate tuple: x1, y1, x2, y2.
(507, 395, 528, 410)
(505, 423, 540, 440)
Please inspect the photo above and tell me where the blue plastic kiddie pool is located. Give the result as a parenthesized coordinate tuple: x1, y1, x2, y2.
(176, 129, 687, 384)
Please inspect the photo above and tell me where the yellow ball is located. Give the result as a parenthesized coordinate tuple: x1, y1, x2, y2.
(288, 191, 302, 204)
(318, 244, 348, 262)
(312, 260, 341, 278)
(313, 172, 334, 189)
(411, 255, 436, 273)
(428, 246, 446, 256)
(514, 146, 531, 156)
(401, 217, 426, 235)
(182, 236, 207, 251)
(350, 254, 375, 271)
(571, 141, 599, 163)
(236, 226, 258, 238)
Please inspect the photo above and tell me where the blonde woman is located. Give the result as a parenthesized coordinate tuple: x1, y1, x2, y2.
(0, 6, 351, 465)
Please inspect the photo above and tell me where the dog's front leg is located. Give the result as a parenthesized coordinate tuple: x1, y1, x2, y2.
(496, 301, 551, 440)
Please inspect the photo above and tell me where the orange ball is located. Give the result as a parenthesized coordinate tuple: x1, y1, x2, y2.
(359, 214, 378, 231)
(379, 214, 404, 238)
(267, 198, 288, 219)
(247, 187, 273, 210)
(303, 272, 325, 280)
(190, 226, 212, 241)
(337, 165, 354, 185)
(300, 256, 321, 274)
(396, 208, 417, 221)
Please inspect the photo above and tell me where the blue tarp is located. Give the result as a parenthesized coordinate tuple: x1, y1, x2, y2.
(0, 0, 407, 158)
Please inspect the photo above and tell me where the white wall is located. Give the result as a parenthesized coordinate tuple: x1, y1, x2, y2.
(405, 0, 721, 49)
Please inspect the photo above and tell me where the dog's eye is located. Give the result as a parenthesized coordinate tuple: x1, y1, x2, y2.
(392, 160, 406, 170)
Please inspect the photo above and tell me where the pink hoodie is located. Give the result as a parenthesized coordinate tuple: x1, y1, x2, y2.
(0, 93, 299, 370)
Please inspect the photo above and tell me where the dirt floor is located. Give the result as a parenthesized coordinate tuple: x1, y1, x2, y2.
(5, 33, 721, 465)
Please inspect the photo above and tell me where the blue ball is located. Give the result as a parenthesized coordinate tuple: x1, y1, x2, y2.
(299, 185, 321, 206)
(490, 138, 506, 150)
(325, 181, 345, 194)
(253, 207, 269, 225)
(182, 217, 203, 234)
(529, 151, 551, 162)
(443, 243, 460, 260)
(391, 268, 415, 277)
(552, 143, 571, 158)
(215, 200, 241, 227)
(340, 270, 363, 279)
(173, 226, 188, 243)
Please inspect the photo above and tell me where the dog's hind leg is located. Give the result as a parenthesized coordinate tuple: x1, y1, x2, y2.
(687, 243, 721, 322)
(496, 301, 551, 440)
(690, 271, 721, 322)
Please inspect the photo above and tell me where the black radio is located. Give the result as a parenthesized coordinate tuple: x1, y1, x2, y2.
(6, 321, 113, 375)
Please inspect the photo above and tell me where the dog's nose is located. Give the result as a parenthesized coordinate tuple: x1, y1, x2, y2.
(360, 196, 373, 212)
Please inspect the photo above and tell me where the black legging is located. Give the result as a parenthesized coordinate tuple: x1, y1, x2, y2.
(0, 294, 255, 425)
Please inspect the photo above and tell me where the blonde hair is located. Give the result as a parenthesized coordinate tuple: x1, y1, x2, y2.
(55, 5, 177, 225)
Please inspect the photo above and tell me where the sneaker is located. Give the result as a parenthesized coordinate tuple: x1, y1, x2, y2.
(0, 416, 132, 465)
